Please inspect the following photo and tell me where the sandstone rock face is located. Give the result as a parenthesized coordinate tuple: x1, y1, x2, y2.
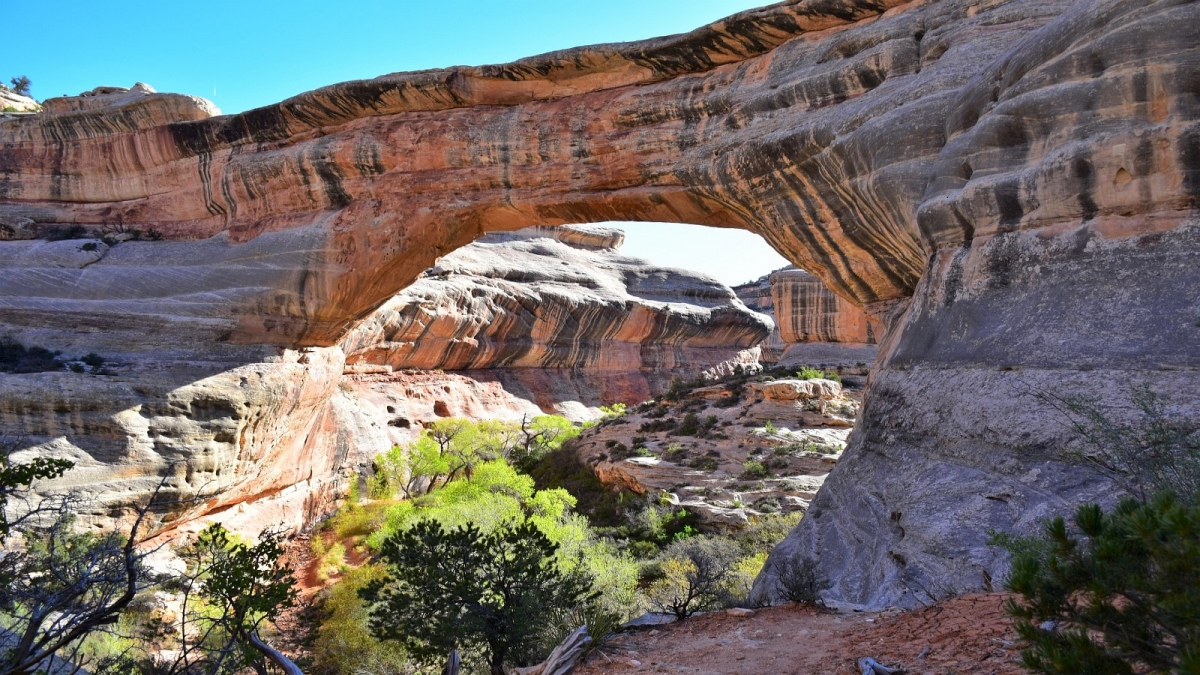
(0, 224, 768, 536)
(770, 267, 880, 366)
(1, 0, 1198, 608)
(342, 225, 770, 392)
(0, 89, 39, 113)
(732, 274, 786, 363)
(738, 267, 881, 366)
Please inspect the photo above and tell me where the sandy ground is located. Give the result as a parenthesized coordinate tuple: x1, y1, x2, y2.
(576, 594, 1025, 675)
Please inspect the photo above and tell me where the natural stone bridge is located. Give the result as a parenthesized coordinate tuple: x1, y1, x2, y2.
(1, 0, 1197, 607)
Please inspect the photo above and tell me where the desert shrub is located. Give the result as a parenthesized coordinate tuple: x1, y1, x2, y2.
(599, 402, 627, 418)
(644, 404, 671, 419)
(672, 412, 702, 436)
(634, 447, 653, 457)
(714, 394, 740, 408)
(725, 552, 768, 607)
(687, 456, 719, 471)
(795, 366, 823, 380)
(608, 442, 633, 460)
(734, 512, 803, 557)
(663, 444, 689, 462)
(316, 542, 348, 583)
(529, 447, 627, 526)
(310, 563, 410, 675)
(993, 492, 1200, 674)
(0, 336, 62, 373)
(639, 418, 677, 433)
(631, 435, 647, 446)
(362, 520, 594, 674)
(646, 536, 740, 619)
(770, 553, 826, 605)
(9, 76, 31, 96)
(741, 460, 769, 479)
(1046, 385, 1200, 502)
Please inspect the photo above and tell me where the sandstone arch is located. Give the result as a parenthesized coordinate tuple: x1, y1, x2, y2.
(1, 0, 1198, 607)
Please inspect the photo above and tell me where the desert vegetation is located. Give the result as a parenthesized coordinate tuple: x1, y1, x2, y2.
(297, 412, 798, 673)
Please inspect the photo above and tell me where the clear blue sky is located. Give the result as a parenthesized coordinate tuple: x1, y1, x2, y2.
(7, 0, 790, 286)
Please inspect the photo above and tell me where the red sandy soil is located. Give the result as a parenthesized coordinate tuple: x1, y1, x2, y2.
(576, 593, 1024, 675)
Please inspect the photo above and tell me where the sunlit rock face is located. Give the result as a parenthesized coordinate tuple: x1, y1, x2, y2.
(770, 267, 880, 366)
(1, 0, 1198, 607)
(342, 225, 770, 390)
(0, 225, 768, 537)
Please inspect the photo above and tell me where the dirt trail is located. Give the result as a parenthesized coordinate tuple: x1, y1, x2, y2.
(576, 593, 1024, 675)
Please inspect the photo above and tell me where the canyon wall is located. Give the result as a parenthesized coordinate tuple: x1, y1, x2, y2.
(1, 0, 1197, 607)
(0, 223, 766, 536)
(738, 267, 880, 366)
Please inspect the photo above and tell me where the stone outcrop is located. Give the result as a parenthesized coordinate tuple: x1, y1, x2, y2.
(1, 0, 1198, 608)
(732, 274, 787, 363)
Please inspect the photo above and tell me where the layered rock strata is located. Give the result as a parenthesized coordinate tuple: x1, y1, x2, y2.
(0, 225, 769, 535)
(736, 267, 880, 366)
(732, 274, 787, 363)
(1, 0, 1198, 607)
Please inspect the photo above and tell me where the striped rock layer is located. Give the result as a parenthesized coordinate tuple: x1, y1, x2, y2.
(1, 0, 1199, 607)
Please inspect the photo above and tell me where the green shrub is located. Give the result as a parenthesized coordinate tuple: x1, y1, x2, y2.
(741, 461, 769, 479)
(687, 456, 719, 471)
(362, 521, 594, 674)
(795, 366, 824, 380)
(0, 336, 62, 373)
(993, 492, 1200, 674)
(768, 554, 826, 605)
(646, 536, 740, 619)
(310, 564, 409, 675)
(672, 413, 702, 436)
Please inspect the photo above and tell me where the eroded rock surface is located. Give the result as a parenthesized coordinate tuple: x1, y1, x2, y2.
(1, 0, 1198, 608)
(0, 226, 769, 537)
(737, 267, 880, 366)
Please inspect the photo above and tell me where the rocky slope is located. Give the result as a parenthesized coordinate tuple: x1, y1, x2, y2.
(574, 371, 861, 530)
(1, 0, 1197, 608)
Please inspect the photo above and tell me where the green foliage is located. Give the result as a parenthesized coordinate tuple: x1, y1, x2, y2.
(362, 520, 594, 674)
(310, 564, 410, 675)
(763, 419, 777, 433)
(599, 402, 627, 418)
(182, 523, 299, 671)
(371, 416, 580, 498)
(1047, 385, 1200, 502)
(0, 336, 63, 374)
(646, 536, 741, 619)
(673, 412, 702, 436)
(0, 450, 72, 542)
(795, 366, 840, 383)
(529, 447, 628, 527)
(741, 460, 769, 479)
(9, 75, 30, 97)
(687, 456, 719, 471)
(995, 492, 1200, 673)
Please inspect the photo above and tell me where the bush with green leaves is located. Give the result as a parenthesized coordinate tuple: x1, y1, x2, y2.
(309, 564, 410, 675)
(362, 520, 594, 675)
(646, 536, 741, 619)
(993, 492, 1200, 674)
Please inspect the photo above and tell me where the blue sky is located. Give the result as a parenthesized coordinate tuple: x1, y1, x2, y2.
(7, 0, 790, 286)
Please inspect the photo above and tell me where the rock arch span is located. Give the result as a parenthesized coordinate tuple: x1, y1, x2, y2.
(1, 0, 1198, 607)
